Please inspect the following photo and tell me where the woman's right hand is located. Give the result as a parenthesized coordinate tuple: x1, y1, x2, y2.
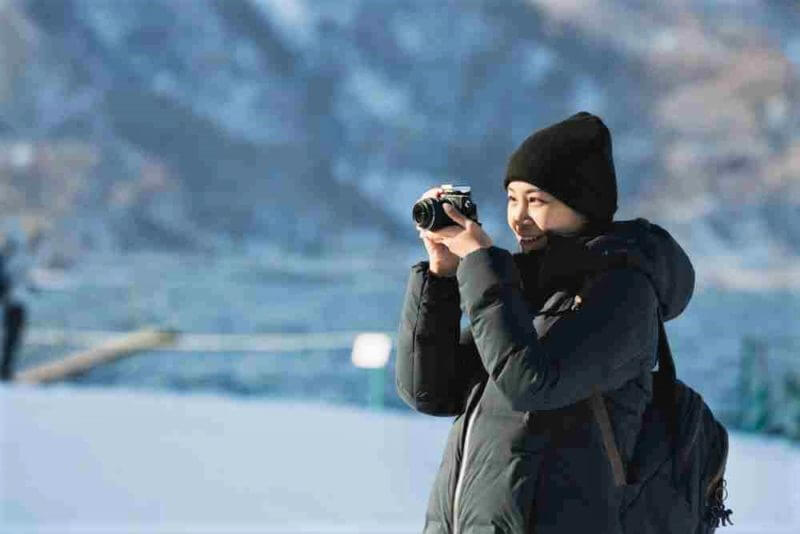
(416, 187, 460, 278)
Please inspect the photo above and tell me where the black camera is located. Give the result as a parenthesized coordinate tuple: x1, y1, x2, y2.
(412, 184, 479, 231)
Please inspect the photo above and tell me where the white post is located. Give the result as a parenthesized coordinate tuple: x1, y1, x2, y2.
(351, 332, 392, 410)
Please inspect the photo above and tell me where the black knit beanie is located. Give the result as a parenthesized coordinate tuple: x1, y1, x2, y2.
(504, 111, 618, 224)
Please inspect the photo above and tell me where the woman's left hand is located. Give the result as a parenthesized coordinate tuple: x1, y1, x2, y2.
(421, 203, 493, 259)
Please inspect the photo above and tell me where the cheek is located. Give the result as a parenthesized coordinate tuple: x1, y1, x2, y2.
(506, 205, 519, 228)
(530, 206, 549, 230)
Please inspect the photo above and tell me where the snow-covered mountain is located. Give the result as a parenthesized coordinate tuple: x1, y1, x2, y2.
(0, 0, 799, 280)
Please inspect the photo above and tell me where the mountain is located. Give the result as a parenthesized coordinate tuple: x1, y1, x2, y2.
(0, 0, 798, 284)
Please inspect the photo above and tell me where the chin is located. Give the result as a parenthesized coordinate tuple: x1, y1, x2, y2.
(520, 240, 547, 253)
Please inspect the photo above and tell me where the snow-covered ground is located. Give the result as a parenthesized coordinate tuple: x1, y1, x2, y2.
(1, 383, 798, 534)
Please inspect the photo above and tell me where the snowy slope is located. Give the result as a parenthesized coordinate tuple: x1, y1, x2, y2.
(1, 384, 798, 534)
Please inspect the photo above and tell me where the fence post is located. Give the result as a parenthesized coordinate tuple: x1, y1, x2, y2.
(368, 366, 386, 410)
(782, 372, 800, 441)
(351, 333, 392, 411)
(737, 335, 771, 432)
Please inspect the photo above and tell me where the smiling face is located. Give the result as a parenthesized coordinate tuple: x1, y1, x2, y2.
(506, 180, 588, 252)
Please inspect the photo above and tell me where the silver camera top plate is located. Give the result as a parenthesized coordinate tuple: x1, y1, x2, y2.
(441, 184, 471, 194)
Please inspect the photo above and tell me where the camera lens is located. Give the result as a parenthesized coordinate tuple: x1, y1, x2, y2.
(412, 199, 435, 229)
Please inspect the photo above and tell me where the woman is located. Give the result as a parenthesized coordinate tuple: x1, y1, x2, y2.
(395, 111, 695, 534)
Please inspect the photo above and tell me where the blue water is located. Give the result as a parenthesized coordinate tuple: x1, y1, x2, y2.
(17, 251, 800, 433)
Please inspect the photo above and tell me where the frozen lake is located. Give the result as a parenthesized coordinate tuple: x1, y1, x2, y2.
(13, 250, 800, 434)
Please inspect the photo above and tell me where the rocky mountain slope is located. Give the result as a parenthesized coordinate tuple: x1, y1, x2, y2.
(0, 0, 797, 287)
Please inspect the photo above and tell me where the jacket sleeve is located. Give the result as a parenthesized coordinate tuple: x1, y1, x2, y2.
(456, 246, 658, 412)
(395, 260, 489, 416)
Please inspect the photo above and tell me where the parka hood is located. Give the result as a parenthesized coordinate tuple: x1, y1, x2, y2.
(582, 218, 694, 321)
(512, 217, 695, 321)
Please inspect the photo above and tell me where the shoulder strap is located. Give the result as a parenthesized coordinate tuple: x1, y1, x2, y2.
(583, 276, 680, 489)
(589, 387, 627, 487)
(653, 307, 679, 451)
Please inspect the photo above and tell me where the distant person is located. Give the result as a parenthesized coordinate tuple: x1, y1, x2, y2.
(0, 220, 38, 382)
(395, 112, 695, 533)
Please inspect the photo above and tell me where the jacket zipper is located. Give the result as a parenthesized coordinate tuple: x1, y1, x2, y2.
(452, 403, 480, 534)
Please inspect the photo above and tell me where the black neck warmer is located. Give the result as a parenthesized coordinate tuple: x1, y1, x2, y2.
(512, 218, 615, 311)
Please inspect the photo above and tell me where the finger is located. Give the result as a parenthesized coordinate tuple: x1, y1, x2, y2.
(426, 187, 445, 200)
(442, 203, 467, 227)
(424, 230, 444, 243)
(426, 235, 443, 244)
(437, 226, 461, 238)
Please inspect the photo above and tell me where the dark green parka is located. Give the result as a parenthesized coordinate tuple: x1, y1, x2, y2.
(395, 218, 695, 534)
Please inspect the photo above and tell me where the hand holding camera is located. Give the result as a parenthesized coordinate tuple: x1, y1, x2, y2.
(414, 187, 460, 277)
(413, 185, 492, 273)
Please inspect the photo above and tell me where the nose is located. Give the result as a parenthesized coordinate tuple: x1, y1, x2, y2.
(511, 201, 531, 227)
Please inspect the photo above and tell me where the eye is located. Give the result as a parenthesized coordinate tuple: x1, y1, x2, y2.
(528, 197, 545, 205)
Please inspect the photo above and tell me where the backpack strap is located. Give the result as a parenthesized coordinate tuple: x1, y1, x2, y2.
(575, 260, 680, 488)
(571, 268, 628, 488)
(582, 283, 680, 490)
(653, 307, 680, 456)
(588, 311, 678, 489)
(589, 387, 627, 487)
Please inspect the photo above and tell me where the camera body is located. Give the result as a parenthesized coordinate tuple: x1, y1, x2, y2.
(412, 184, 479, 231)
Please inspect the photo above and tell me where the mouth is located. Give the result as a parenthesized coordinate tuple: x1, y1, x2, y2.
(518, 234, 544, 246)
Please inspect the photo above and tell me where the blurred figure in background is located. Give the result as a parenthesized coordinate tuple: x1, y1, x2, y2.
(0, 218, 41, 381)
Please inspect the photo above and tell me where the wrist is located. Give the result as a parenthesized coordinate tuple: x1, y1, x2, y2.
(429, 263, 457, 278)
